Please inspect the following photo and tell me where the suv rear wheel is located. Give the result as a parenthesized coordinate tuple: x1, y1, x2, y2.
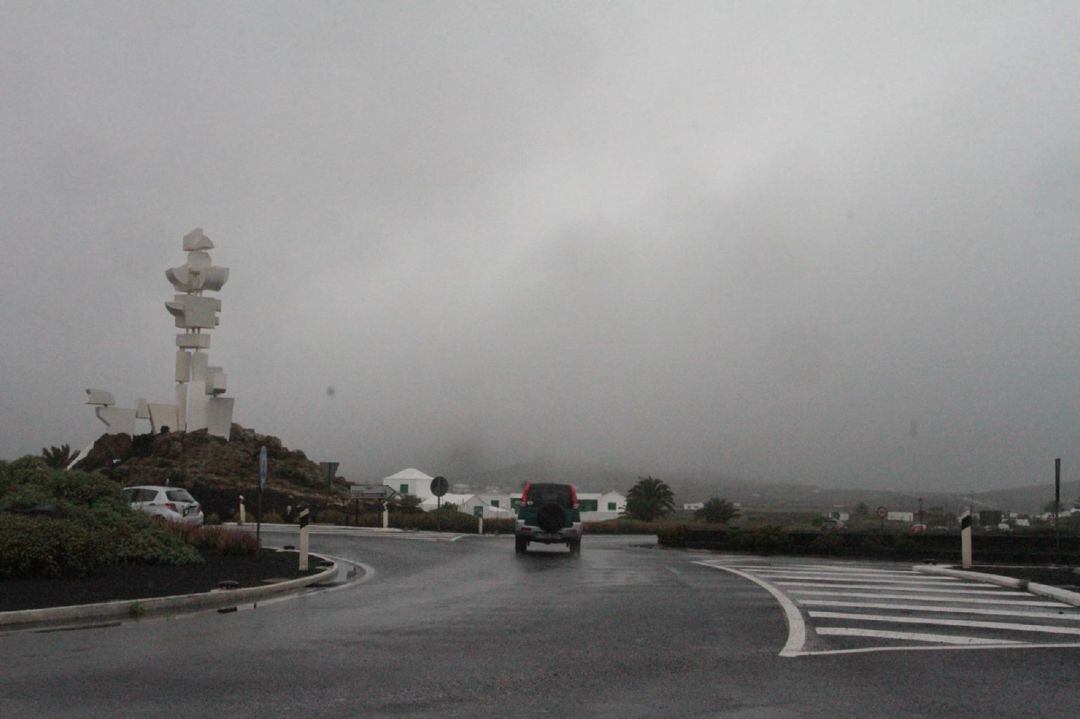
(569, 539, 581, 556)
(515, 536, 528, 554)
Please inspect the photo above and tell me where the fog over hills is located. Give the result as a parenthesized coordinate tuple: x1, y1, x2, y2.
(453, 459, 1075, 516)
(3, 4, 1078, 494)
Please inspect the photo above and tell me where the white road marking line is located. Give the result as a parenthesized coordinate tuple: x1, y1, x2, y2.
(807, 611, 1080, 636)
(754, 573, 970, 585)
(788, 590, 1067, 607)
(729, 565, 919, 576)
(693, 561, 806, 657)
(798, 600, 1080, 620)
(777, 582, 1016, 594)
(814, 627, 1024, 645)
(794, 641, 1080, 657)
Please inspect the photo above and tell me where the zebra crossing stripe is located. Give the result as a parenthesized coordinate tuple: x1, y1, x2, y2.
(777, 582, 1016, 594)
(815, 627, 1024, 645)
(814, 627, 1023, 645)
(798, 600, 1080, 620)
(807, 611, 1080, 636)
(788, 590, 1067, 607)
(730, 565, 916, 575)
(756, 573, 970, 585)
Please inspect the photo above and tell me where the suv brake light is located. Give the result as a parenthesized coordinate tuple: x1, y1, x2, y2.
(164, 502, 179, 514)
(520, 482, 532, 506)
(569, 484, 579, 509)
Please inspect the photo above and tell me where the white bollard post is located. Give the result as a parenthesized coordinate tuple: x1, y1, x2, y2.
(238, 495, 245, 525)
(298, 507, 310, 571)
(382, 502, 389, 529)
(960, 510, 973, 569)
(479, 514, 484, 536)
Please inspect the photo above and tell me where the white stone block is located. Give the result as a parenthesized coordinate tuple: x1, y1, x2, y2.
(183, 228, 214, 251)
(148, 403, 179, 433)
(84, 388, 115, 406)
(167, 295, 221, 329)
(185, 382, 209, 431)
(206, 367, 227, 395)
(187, 251, 212, 270)
(175, 350, 191, 383)
(166, 266, 196, 292)
(175, 384, 188, 431)
(176, 333, 211, 349)
(135, 399, 150, 419)
(200, 266, 229, 292)
(190, 351, 209, 382)
(206, 397, 234, 438)
(95, 407, 136, 435)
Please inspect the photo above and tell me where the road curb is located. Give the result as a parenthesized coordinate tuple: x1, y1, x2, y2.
(0, 552, 339, 632)
(913, 564, 1080, 606)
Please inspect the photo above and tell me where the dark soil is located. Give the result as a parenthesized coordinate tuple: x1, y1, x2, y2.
(0, 548, 327, 612)
(969, 564, 1080, 591)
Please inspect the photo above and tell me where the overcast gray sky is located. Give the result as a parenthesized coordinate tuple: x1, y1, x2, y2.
(2, 1, 1078, 491)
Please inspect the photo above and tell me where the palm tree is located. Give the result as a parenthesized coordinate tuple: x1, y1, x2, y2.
(623, 476, 676, 521)
(41, 444, 74, 469)
(694, 497, 740, 525)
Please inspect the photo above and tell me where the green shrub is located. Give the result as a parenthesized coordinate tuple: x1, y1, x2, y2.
(0, 463, 202, 577)
(160, 522, 257, 556)
(0, 515, 107, 577)
(808, 533, 846, 556)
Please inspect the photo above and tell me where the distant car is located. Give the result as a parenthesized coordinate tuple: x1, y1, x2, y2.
(122, 485, 204, 526)
(515, 482, 583, 555)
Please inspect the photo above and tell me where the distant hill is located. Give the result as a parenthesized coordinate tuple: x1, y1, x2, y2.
(972, 480, 1080, 515)
(461, 460, 1071, 516)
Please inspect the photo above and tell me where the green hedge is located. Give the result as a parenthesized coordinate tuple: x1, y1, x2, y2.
(657, 525, 1080, 563)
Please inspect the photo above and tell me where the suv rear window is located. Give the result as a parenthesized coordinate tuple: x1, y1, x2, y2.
(166, 489, 196, 502)
(525, 483, 573, 508)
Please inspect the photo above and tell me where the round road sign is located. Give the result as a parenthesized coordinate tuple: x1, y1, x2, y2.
(876, 506, 888, 519)
(431, 476, 449, 497)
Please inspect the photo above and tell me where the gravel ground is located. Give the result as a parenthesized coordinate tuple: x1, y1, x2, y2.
(0, 548, 324, 612)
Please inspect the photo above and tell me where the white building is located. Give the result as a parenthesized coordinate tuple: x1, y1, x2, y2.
(887, 511, 915, 522)
(683, 502, 705, 511)
(382, 468, 435, 499)
(380, 468, 625, 520)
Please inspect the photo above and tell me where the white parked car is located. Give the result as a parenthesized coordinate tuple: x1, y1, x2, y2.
(122, 485, 204, 526)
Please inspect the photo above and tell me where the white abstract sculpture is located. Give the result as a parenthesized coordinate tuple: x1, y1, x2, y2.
(85, 388, 136, 435)
(166, 228, 234, 438)
(82, 228, 236, 440)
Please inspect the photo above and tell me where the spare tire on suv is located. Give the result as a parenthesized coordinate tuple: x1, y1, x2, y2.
(514, 482, 583, 556)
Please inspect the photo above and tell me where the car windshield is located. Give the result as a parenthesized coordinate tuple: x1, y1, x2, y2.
(166, 490, 195, 503)
(527, 484, 573, 508)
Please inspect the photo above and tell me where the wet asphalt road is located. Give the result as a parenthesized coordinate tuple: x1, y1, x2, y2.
(2, 531, 1079, 718)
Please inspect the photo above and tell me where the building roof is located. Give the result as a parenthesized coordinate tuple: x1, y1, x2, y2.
(383, 468, 433, 481)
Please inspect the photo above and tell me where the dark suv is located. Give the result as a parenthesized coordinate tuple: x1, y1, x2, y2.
(514, 482, 583, 555)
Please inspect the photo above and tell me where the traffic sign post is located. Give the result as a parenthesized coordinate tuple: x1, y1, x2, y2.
(298, 507, 310, 572)
(960, 509, 973, 568)
(876, 505, 887, 534)
(1055, 458, 1062, 561)
(256, 446, 267, 552)
(431, 476, 448, 532)
(349, 484, 399, 528)
(320, 461, 339, 492)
